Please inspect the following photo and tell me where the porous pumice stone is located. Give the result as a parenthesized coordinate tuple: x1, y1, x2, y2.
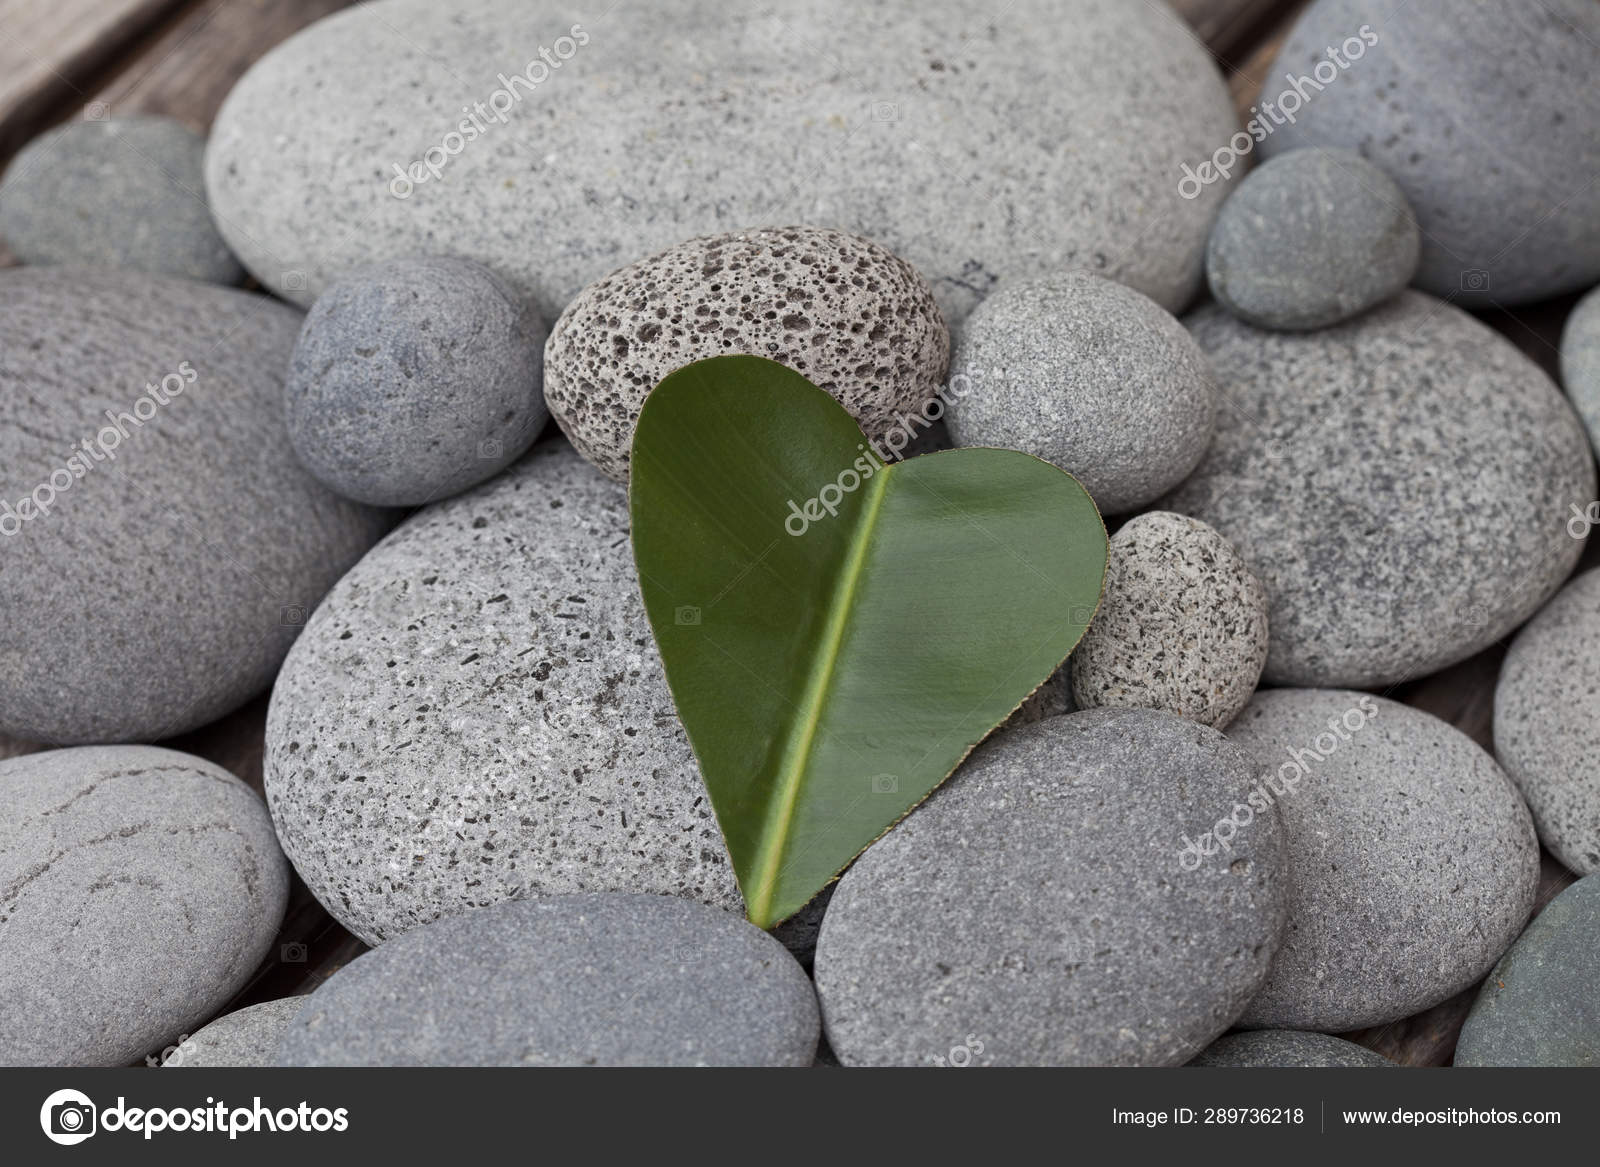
(274, 895, 819, 1067)
(1455, 874, 1600, 1067)
(1206, 147, 1420, 330)
(167, 998, 307, 1068)
(543, 225, 947, 483)
(1494, 568, 1600, 875)
(1559, 283, 1600, 457)
(0, 746, 290, 1067)
(265, 441, 743, 946)
(1165, 293, 1594, 688)
(946, 271, 1215, 514)
(0, 115, 242, 283)
(1188, 1030, 1391, 1068)
(1070, 511, 1268, 729)
(1226, 690, 1540, 1032)
(813, 708, 1288, 1067)
(285, 256, 548, 506)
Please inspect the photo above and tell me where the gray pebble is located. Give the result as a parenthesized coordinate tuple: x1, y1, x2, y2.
(286, 256, 548, 506)
(814, 708, 1288, 1066)
(167, 998, 308, 1068)
(0, 746, 289, 1067)
(1207, 147, 1419, 330)
(274, 894, 818, 1066)
(1189, 1030, 1391, 1068)
(948, 272, 1216, 514)
(1227, 690, 1540, 1031)
(1559, 282, 1600, 458)
(1165, 293, 1593, 688)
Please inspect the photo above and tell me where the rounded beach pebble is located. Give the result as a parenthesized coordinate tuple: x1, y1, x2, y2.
(1070, 511, 1268, 729)
(1206, 147, 1419, 330)
(167, 998, 307, 1068)
(544, 225, 947, 483)
(1226, 690, 1540, 1031)
(948, 272, 1216, 514)
(275, 894, 818, 1066)
(814, 708, 1288, 1067)
(1559, 282, 1600, 457)
(0, 746, 289, 1067)
(1189, 1030, 1391, 1068)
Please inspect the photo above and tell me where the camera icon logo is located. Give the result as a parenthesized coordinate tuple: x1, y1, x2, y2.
(40, 1089, 96, 1145)
(674, 606, 701, 626)
(478, 437, 503, 460)
(281, 941, 308, 963)
(1460, 268, 1491, 292)
(870, 773, 899, 794)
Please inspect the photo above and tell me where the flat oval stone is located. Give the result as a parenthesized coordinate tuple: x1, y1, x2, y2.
(265, 441, 742, 945)
(1560, 283, 1600, 457)
(1494, 568, 1600, 874)
(814, 708, 1288, 1066)
(1189, 1030, 1391, 1068)
(1455, 874, 1600, 1067)
(166, 998, 307, 1068)
(0, 267, 391, 743)
(274, 894, 818, 1066)
(0, 746, 289, 1067)
(204, 0, 1240, 324)
(1165, 293, 1593, 688)
(1227, 690, 1540, 1031)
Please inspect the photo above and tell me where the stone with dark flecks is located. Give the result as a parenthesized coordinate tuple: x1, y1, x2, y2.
(1559, 282, 1600, 458)
(167, 998, 307, 1068)
(1188, 1030, 1392, 1068)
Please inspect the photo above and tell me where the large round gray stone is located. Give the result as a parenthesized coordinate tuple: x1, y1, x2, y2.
(1559, 282, 1600, 457)
(1227, 690, 1540, 1031)
(0, 267, 391, 743)
(1258, 0, 1600, 306)
(204, 0, 1240, 325)
(1165, 293, 1594, 688)
(274, 894, 818, 1066)
(814, 708, 1288, 1067)
(0, 116, 242, 283)
(1189, 1030, 1391, 1068)
(265, 440, 742, 945)
(167, 998, 307, 1068)
(1456, 874, 1600, 1067)
(0, 746, 289, 1067)
(1494, 568, 1600, 875)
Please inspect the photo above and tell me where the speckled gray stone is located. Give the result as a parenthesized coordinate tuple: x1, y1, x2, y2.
(167, 998, 307, 1068)
(1165, 293, 1594, 688)
(1257, 0, 1600, 307)
(204, 0, 1240, 325)
(544, 226, 947, 482)
(0, 267, 391, 744)
(265, 440, 742, 945)
(1189, 1030, 1391, 1068)
(1206, 148, 1419, 330)
(1227, 690, 1539, 1031)
(1071, 511, 1267, 729)
(0, 116, 242, 283)
(947, 272, 1216, 514)
(1559, 282, 1600, 457)
(1456, 875, 1600, 1067)
(814, 708, 1288, 1067)
(0, 746, 289, 1067)
(286, 257, 547, 506)
(1494, 568, 1600, 875)
(274, 894, 818, 1066)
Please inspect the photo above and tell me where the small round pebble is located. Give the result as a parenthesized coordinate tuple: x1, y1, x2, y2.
(274, 894, 818, 1066)
(1189, 1030, 1392, 1068)
(947, 272, 1215, 514)
(1227, 690, 1540, 1031)
(166, 998, 307, 1068)
(285, 256, 548, 506)
(0, 115, 242, 282)
(1071, 511, 1268, 729)
(1455, 874, 1600, 1067)
(814, 708, 1288, 1067)
(1494, 568, 1600, 875)
(1559, 282, 1600, 457)
(0, 746, 289, 1067)
(1206, 147, 1419, 330)
(544, 225, 948, 483)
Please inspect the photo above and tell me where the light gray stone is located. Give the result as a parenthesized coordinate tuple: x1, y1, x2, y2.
(0, 116, 242, 283)
(814, 708, 1288, 1067)
(167, 998, 307, 1068)
(1227, 690, 1540, 1031)
(0, 746, 289, 1067)
(544, 226, 946, 482)
(274, 894, 818, 1066)
(947, 272, 1216, 514)
(1189, 1029, 1391, 1068)
(0, 267, 391, 744)
(1071, 511, 1268, 729)
(1165, 293, 1594, 688)
(1206, 147, 1419, 330)
(1559, 282, 1600, 457)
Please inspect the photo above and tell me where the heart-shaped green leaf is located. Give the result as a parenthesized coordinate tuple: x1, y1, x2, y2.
(630, 355, 1107, 927)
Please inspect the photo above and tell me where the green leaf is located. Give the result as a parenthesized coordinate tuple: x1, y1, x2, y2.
(629, 355, 1107, 928)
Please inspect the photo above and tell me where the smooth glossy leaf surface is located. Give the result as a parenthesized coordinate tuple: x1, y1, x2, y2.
(630, 356, 1107, 927)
